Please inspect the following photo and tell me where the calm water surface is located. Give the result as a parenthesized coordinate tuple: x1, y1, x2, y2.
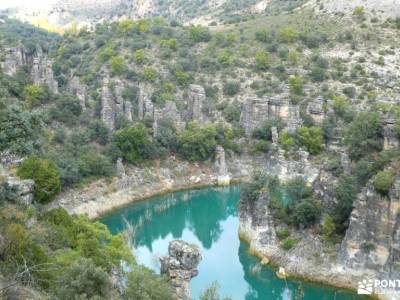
(101, 186, 367, 300)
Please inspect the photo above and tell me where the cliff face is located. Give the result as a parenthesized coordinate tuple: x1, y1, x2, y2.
(338, 179, 400, 281)
(239, 172, 400, 293)
(0, 45, 58, 93)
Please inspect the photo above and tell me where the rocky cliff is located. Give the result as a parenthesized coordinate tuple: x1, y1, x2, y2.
(160, 240, 202, 300)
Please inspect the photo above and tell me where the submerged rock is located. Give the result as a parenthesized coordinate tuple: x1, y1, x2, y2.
(160, 240, 202, 300)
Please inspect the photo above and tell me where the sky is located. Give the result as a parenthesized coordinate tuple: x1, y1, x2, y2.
(0, 0, 56, 10)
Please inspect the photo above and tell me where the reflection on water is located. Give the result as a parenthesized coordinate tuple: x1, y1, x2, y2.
(101, 186, 367, 300)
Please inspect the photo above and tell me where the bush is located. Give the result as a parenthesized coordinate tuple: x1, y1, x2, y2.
(199, 282, 232, 300)
(55, 258, 110, 300)
(373, 171, 395, 195)
(134, 49, 146, 64)
(0, 182, 18, 203)
(285, 177, 312, 203)
(223, 81, 240, 96)
(51, 94, 82, 124)
(289, 76, 304, 95)
(292, 199, 321, 227)
(281, 238, 296, 250)
(17, 156, 61, 203)
(110, 56, 127, 75)
(189, 26, 211, 43)
(143, 67, 157, 82)
(23, 84, 50, 107)
(126, 265, 174, 300)
(177, 122, 217, 161)
(255, 51, 271, 70)
(296, 126, 324, 154)
(0, 103, 39, 155)
(114, 124, 154, 164)
(334, 175, 358, 232)
(279, 131, 296, 151)
(332, 95, 349, 118)
(345, 112, 383, 160)
(322, 215, 336, 239)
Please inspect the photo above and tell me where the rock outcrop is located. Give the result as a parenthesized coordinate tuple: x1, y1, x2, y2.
(215, 146, 230, 186)
(240, 95, 302, 136)
(31, 48, 58, 93)
(338, 178, 400, 286)
(6, 177, 35, 205)
(138, 82, 154, 120)
(307, 96, 325, 125)
(160, 240, 202, 300)
(187, 84, 205, 122)
(1, 46, 26, 76)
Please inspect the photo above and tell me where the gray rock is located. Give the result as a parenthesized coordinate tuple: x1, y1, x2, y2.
(187, 84, 205, 122)
(160, 240, 202, 300)
(68, 76, 87, 110)
(6, 177, 35, 205)
(215, 146, 230, 185)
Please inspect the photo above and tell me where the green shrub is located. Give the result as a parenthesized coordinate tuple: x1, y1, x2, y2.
(189, 26, 211, 43)
(126, 265, 174, 300)
(281, 238, 296, 250)
(292, 199, 321, 227)
(110, 56, 127, 75)
(114, 124, 154, 164)
(279, 131, 296, 151)
(199, 281, 232, 300)
(223, 81, 240, 96)
(17, 156, 61, 203)
(177, 122, 217, 161)
(289, 76, 304, 95)
(255, 51, 271, 70)
(143, 67, 157, 82)
(373, 171, 395, 195)
(55, 258, 110, 300)
(276, 228, 290, 240)
(334, 175, 358, 232)
(296, 126, 324, 154)
(345, 112, 383, 160)
(322, 215, 336, 239)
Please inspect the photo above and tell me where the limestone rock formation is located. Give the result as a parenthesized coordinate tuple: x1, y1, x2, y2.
(239, 191, 278, 255)
(307, 96, 325, 125)
(383, 118, 399, 150)
(138, 82, 154, 120)
(31, 48, 58, 93)
(265, 149, 319, 183)
(1, 46, 26, 76)
(6, 177, 35, 205)
(338, 178, 400, 281)
(240, 95, 302, 136)
(160, 240, 202, 300)
(215, 146, 230, 186)
(101, 76, 115, 130)
(187, 84, 205, 122)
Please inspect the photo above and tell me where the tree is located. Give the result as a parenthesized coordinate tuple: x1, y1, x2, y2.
(114, 124, 154, 164)
(373, 171, 395, 195)
(24, 84, 49, 108)
(296, 126, 324, 154)
(55, 258, 110, 300)
(0, 102, 39, 155)
(17, 156, 61, 203)
(334, 175, 358, 232)
(177, 122, 217, 161)
(345, 112, 383, 160)
(126, 265, 174, 300)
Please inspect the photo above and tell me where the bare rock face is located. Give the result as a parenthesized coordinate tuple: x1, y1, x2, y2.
(239, 191, 278, 254)
(1, 46, 26, 76)
(240, 95, 302, 136)
(138, 82, 154, 120)
(31, 48, 58, 93)
(240, 96, 269, 136)
(160, 240, 202, 300)
(187, 84, 205, 122)
(383, 118, 399, 150)
(215, 146, 230, 186)
(266, 149, 319, 183)
(101, 75, 135, 130)
(153, 101, 183, 137)
(6, 177, 35, 205)
(338, 177, 400, 282)
(307, 96, 325, 125)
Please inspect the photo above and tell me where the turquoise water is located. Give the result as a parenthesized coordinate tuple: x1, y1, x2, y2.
(101, 186, 367, 300)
